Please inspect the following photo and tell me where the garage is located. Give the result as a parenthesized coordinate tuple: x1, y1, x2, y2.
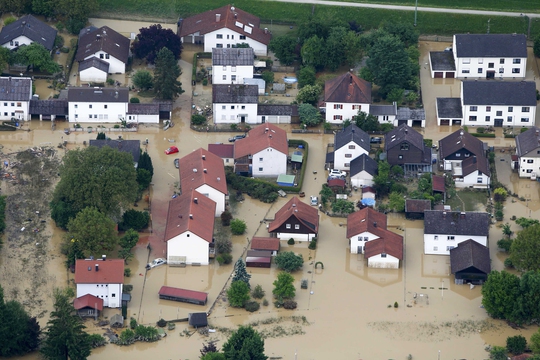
(434, 72, 443, 78)
(429, 51, 456, 79)
(446, 72, 455, 78)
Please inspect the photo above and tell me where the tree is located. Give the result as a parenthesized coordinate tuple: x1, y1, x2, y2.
(268, 36, 296, 65)
(66, 207, 118, 258)
(481, 270, 520, 320)
(386, 88, 404, 104)
(221, 210, 232, 226)
(512, 270, 540, 324)
(132, 70, 153, 90)
(200, 339, 219, 357)
(32, 0, 55, 17)
(119, 209, 149, 231)
(41, 288, 92, 360)
(298, 103, 322, 127)
(389, 192, 405, 212)
(510, 224, 540, 272)
(131, 24, 182, 63)
(261, 71, 274, 85)
(494, 187, 508, 202)
(296, 84, 322, 106)
(136, 168, 152, 191)
(301, 35, 326, 70)
(534, 35, 540, 58)
(502, 223, 513, 238)
(274, 251, 304, 272)
(153, 47, 184, 100)
(222, 326, 267, 360)
(515, 217, 539, 228)
(272, 271, 295, 301)
(11, 43, 60, 73)
(57, 0, 97, 34)
(227, 281, 250, 308)
(0, 0, 31, 15)
(331, 199, 355, 215)
(354, 111, 380, 132)
(118, 228, 139, 261)
(230, 219, 247, 235)
(138, 151, 154, 178)
(0, 47, 10, 73)
(342, 30, 363, 66)
(489, 346, 507, 360)
(531, 328, 540, 353)
(201, 353, 226, 360)
(373, 161, 392, 196)
(325, 26, 347, 71)
(506, 335, 527, 355)
(297, 66, 316, 88)
(382, 22, 419, 47)
(319, 184, 334, 207)
(96, 132, 106, 140)
(232, 259, 251, 287)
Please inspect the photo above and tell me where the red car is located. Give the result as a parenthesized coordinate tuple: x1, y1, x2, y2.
(165, 146, 179, 155)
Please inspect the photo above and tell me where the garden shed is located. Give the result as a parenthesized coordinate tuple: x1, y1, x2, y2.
(450, 239, 490, 285)
(277, 174, 295, 187)
(188, 312, 208, 328)
(246, 255, 271, 268)
(158, 286, 208, 305)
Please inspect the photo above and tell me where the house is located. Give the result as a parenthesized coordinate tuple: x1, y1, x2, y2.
(67, 87, 128, 123)
(461, 81, 536, 127)
(89, 139, 141, 167)
(189, 312, 209, 327)
(450, 239, 490, 284)
(126, 103, 160, 123)
(0, 77, 32, 121)
(349, 154, 377, 188)
(73, 294, 103, 318)
(212, 47, 254, 85)
(250, 237, 280, 256)
(29, 99, 68, 121)
(268, 196, 319, 242)
(423, 210, 490, 255)
(0, 15, 57, 52)
(74, 257, 124, 308)
(179, 148, 227, 217)
(453, 34, 527, 79)
(327, 177, 346, 192)
(76, 26, 130, 79)
(324, 71, 371, 124)
(436, 98, 463, 126)
(164, 190, 216, 265)
(385, 124, 432, 175)
(234, 123, 288, 177)
(369, 103, 397, 125)
(243, 78, 265, 95)
(212, 84, 258, 124)
(438, 129, 486, 171)
(396, 107, 426, 128)
(208, 143, 234, 166)
(429, 50, 456, 78)
(257, 104, 297, 124)
(455, 154, 491, 188)
(405, 199, 431, 219)
(346, 207, 403, 269)
(177, 5, 271, 56)
(332, 124, 370, 171)
(515, 126, 540, 178)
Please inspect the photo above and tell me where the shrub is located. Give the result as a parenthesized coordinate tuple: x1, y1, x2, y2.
(107, 78, 115, 85)
(504, 257, 514, 268)
(495, 210, 504, 221)
(119, 209, 150, 231)
(4, 17, 16, 26)
(394, 301, 399, 308)
(245, 301, 260, 312)
(227, 280, 250, 307)
(88, 333, 106, 348)
(130, 97, 140, 103)
(216, 237, 232, 254)
(117, 328, 136, 345)
(157, 319, 167, 327)
(252, 285, 265, 299)
(262, 298, 269, 306)
(230, 219, 247, 235)
(124, 284, 133, 292)
(287, 238, 295, 245)
(506, 335, 527, 355)
(308, 238, 317, 250)
(283, 300, 297, 309)
(476, 127, 485, 134)
(494, 188, 508, 202)
(216, 253, 233, 265)
(275, 251, 304, 272)
(124, 268, 131, 277)
(221, 210, 233, 226)
(130, 317, 138, 329)
(191, 114, 206, 125)
(497, 238, 513, 252)
(202, 79, 208, 86)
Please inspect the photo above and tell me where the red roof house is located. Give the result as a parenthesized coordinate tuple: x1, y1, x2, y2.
(208, 143, 234, 166)
(251, 237, 280, 255)
(268, 196, 318, 242)
(74, 258, 124, 308)
(73, 294, 103, 317)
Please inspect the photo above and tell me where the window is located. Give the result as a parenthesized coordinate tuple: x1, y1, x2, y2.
(9, 41, 13, 46)
(477, 68, 483, 73)
(231, 66, 236, 72)
(527, 169, 533, 173)
(259, 157, 263, 161)
(286, 224, 291, 229)
(485, 116, 490, 122)
(231, 106, 235, 109)
(364, 237, 369, 241)
(447, 236, 455, 241)
(94, 115, 97, 118)
(400, 143, 409, 150)
(15, 102, 21, 107)
(508, 107, 513, 112)
(463, 59, 470, 64)
(231, 75, 236, 81)
(522, 107, 530, 112)
(294, 224, 300, 230)
(526, 159, 534, 164)
(446, 246, 455, 251)
(226, 34, 230, 39)
(469, 116, 477, 122)
(100, 54, 104, 59)
(470, 106, 477, 111)
(105, 54, 109, 59)
(488, 63, 494, 68)
(216, 44, 223, 48)
(500, 59, 505, 64)
(433, 246, 438, 251)
(507, 116, 513, 122)
(485, 106, 491, 112)
(230, 115, 235, 120)
(14, 41, 18, 46)
(383, 115, 389, 121)
(398, 155, 403, 159)
(434, 236, 438, 240)
(513, 59, 521, 64)
(231, 35, 234, 39)
(464, 153, 470, 157)
(258, 167, 263, 171)
(344, 163, 350, 167)
(462, 69, 470, 74)
(348, 145, 356, 149)
(512, 68, 520, 74)
(3, 113, 6, 116)
(10, 103, 14, 106)
(222, 75, 226, 80)
(89, 105, 93, 109)
(217, 34, 223, 39)
(352, 105, 361, 110)
(333, 104, 343, 109)
(496, 111, 502, 116)
(221, 115, 226, 120)
(456, 153, 461, 157)
(345, 154, 352, 158)
(104, 105, 107, 109)
(477, 177, 483, 183)
(75, 114, 78, 118)
(333, 115, 343, 120)
(222, 105, 226, 110)
(521, 118, 530, 123)
(99, 114, 103, 120)
(104, 115, 108, 120)
(478, 59, 483, 64)
(74, 104, 78, 109)
(381, 253, 387, 258)
(240, 35, 246, 40)
(241, 106, 245, 109)
(499, 68, 504, 74)
(112, 294, 115, 298)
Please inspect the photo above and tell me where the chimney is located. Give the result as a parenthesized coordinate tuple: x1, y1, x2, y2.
(115, 91, 118, 99)
(349, 75, 353, 85)
(216, 13, 221, 22)
(292, 203, 296, 207)
(264, 28, 268, 34)
(460, 212, 466, 219)
(95, 264, 99, 271)
(8, 77, 11, 81)
(373, 222, 377, 227)
(217, 177, 221, 181)
(234, 13, 237, 19)
(101, 255, 106, 261)
(203, 168, 207, 173)
(405, 128, 408, 134)
(265, 127, 269, 132)
(96, 34, 101, 41)
(194, 198, 198, 204)
(189, 214, 193, 219)
(202, 154, 206, 160)
(228, 85, 231, 93)
(88, 266, 91, 271)
(443, 211, 447, 218)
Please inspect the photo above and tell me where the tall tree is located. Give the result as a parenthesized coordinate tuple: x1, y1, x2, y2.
(300, 35, 326, 70)
(297, 66, 316, 88)
(272, 272, 295, 301)
(354, 111, 380, 131)
(298, 103, 322, 127)
(510, 224, 540, 272)
(153, 47, 184, 100)
(325, 26, 347, 71)
(227, 280, 250, 308)
(0, 0, 31, 14)
(32, 0, 56, 17)
(481, 270, 520, 320)
(342, 30, 363, 67)
(512, 270, 540, 323)
(274, 251, 304, 272)
(268, 36, 296, 66)
(222, 326, 267, 360)
(57, 0, 97, 34)
(118, 228, 139, 262)
(382, 22, 419, 47)
(296, 84, 322, 106)
(131, 24, 182, 63)
(67, 207, 118, 258)
(138, 150, 154, 178)
(11, 43, 60, 73)
(232, 259, 251, 288)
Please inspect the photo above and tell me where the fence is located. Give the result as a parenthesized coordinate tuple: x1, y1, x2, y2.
(271, 65, 296, 73)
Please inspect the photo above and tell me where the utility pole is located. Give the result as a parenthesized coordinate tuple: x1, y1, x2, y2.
(414, 0, 418, 27)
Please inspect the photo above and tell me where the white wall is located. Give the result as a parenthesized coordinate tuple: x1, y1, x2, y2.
(463, 104, 536, 127)
(334, 140, 369, 171)
(84, 51, 125, 74)
(252, 147, 287, 177)
(374, 114, 396, 125)
(68, 101, 127, 123)
(196, 183, 225, 217)
(349, 231, 379, 254)
(0, 100, 30, 121)
(204, 28, 267, 56)
(167, 232, 209, 265)
(80, 68, 107, 83)
(126, 113, 159, 124)
(456, 170, 490, 188)
(76, 283, 123, 308)
(1, 35, 33, 50)
(325, 102, 370, 124)
(423, 234, 487, 255)
(213, 102, 258, 124)
(367, 254, 399, 269)
(351, 170, 374, 188)
(519, 156, 540, 178)
(212, 65, 253, 84)
(276, 232, 314, 242)
(257, 115, 291, 124)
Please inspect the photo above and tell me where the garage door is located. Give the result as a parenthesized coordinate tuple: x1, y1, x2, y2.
(446, 72, 455, 78)
(434, 72, 443, 78)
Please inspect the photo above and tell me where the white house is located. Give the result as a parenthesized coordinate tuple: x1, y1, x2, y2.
(369, 103, 397, 125)
(67, 87, 128, 123)
(165, 190, 216, 266)
(126, 103, 160, 124)
(257, 104, 297, 124)
(347, 207, 403, 269)
(78, 57, 110, 84)
(515, 126, 540, 178)
(324, 71, 371, 124)
(350, 154, 377, 188)
(74, 257, 124, 308)
(423, 210, 490, 255)
(0, 77, 32, 121)
(438, 129, 486, 172)
(233, 123, 288, 177)
(332, 124, 370, 171)
(212, 47, 254, 85)
(179, 148, 227, 217)
(455, 155, 491, 188)
(453, 34, 527, 79)
(212, 84, 258, 124)
(0, 15, 57, 52)
(268, 197, 319, 242)
(178, 5, 271, 56)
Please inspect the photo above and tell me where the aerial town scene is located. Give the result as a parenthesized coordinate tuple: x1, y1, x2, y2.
(1, 0, 540, 359)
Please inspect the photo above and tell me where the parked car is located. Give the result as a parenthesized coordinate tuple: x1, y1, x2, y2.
(329, 169, 346, 178)
(228, 134, 246, 142)
(146, 258, 167, 269)
(310, 196, 318, 206)
(174, 158, 179, 168)
(165, 146, 179, 155)
(370, 137, 382, 144)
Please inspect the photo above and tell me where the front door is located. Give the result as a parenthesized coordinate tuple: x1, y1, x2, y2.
(357, 246, 362, 254)
(494, 118, 503, 127)
(240, 116, 245, 123)
(486, 71, 495, 79)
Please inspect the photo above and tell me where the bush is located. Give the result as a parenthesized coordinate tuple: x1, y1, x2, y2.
(191, 114, 206, 125)
(494, 188, 508, 202)
(495, 210, 504, 221)
(4, 17, 16, 26)
(287, 238, 295, 245)
(230, 219, 247, 235)
(262, 298, 269, 306)
(216, 237, 232, 254)
(119, 209, 150, 231)
(202, 79, 208, 86)
(88, 333, 106, 348)
(394, 301, 399, 308)
(251, 285, 265, 299)
(124, 284, 133, 292)
(504, 257, 514, 268)
(476, 127, 485, 134)
(130, 317, 138, 329)
(227, 280, 250, 307)
(107, 78, 115, 85)
(489, 346, 507, 360)
(132, 70, 153, 90)
(130, 97, 140, 103)
(308, 238, 317, 250)
(244, 301, 260, 312)
(216, 253, 233, 265)
(157, 319, 167, 327)
(124, 268, 131, 277)
(506, 335, 527, 355)
(275, 251, 304, 272)
(497, 238, 513, 252)
(221, 210, 232, 226)
(283, 300, 297, 310)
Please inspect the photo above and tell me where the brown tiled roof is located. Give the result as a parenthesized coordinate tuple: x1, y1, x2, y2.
(362, 186, 376, 194)
(327, 178, 346, 188)
(462, 155, 490, 177)
(164, 190, 215, 242)
(74, 259, 124, 284)
(346, 207, 388, 238)
(432, 175, 445, 193)
(74, 294, 103, 311)
(364, 230, 403, 260)
(450, 239, 490, 275)
(208, 143, 234, 158)
(179, 148, 227, 195)
(178, 5, 271, 45)
(405, 199, 431, 213)
(234, 123, 288, 158)
(251, 237, 280, 251)
(76, 26, 130, 63)
(438, 129, 485, 159)
(268, 197, 319, 233)
(324, 71, 371, 104)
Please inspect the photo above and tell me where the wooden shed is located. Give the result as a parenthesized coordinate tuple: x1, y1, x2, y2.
(188, 312, 208, 328)
(405, 199, 431, 219)
(158, 286, 208, 305)
(450, 239, 490, 285)
(73, 294, 103, 318)
(246, 250, 272, 268)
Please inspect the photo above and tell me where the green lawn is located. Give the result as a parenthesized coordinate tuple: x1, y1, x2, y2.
(446, 189, 488, 212)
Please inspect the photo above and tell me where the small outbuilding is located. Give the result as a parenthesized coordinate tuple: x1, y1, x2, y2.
(158, 286, 208, 305)
(246, 250, 272, 268)
(405, 199, 431, 219)
(251, 237, 280, 256)
(110, 314, 124, 328)
(429, 51, 456, 79)
(450, 239, 491, 285)
(73, 294, 103, 318)
(188, 312, 208, 328)
(272, 83, 285, 94)
(277, 174, 296, 187)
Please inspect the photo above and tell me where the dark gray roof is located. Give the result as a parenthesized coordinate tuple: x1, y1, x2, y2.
(212, 47, 254, 66)
(397, 107, 425, 121)
(385, 124, 425, 152)
(369, 104, 397, 116)
(0, 15, 57, 51)
(152, 100, 173, 111)
(127, 103, 159, 115)
(29, 99, 68, 115)
(188, 312, 208, 327)
(212, 84, 258, 103)
(0, 77, 31, 101)
(350, 154, 377, 177)
(516, 126, 540, 157)
(76, 26, 130, 63)
(67, 87, 129, 103)
(89, 139, 141, 164)
(462, 155, 490, 177)
(429, 51, 456, 71)
(79, 56, 110, 73)
(405, 199, 431, 213)
(454, 34, 527, 58)
(334, 124, 370, 152)
(257, 104, 297, 116)
(437, 98, 463, 119)
(424, 211, 490, 236)
(450, 239, 491, 275)
(439, 129, 485, 159)
(79, 26, 98, 37)
(462, 81, 536, 106)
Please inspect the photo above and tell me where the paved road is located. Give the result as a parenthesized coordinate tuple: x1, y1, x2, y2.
(268, 0, 540, 18)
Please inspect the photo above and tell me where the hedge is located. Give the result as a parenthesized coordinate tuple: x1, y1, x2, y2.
(284, 139, 309, 193)
(192, 52, 213, 83)
(504, 134, 516, 138)
(471, 133, 496, 138)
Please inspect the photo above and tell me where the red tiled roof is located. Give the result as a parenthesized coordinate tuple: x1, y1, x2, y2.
(327, 178, 346, 188)
(364, 230, 403, 260)
(158, 286, 208, 302)
(73, 294, 103, 311)
(362, 186, 376, 194)
(208, 143, 234, 158)
(432, 175, 446, 193)
(178, 5, 271, 45)
(164, 190, 216, 242)
(251, 237, 280, 251)
(346, 207, 388, 238)
(179, 148, 227, 195)
(324, 71, 372, 104)
(511, 354, 532, 360)
(74, 259, 124, 284)
(268, 196, 319, 233)
(234, 124, 288, 159)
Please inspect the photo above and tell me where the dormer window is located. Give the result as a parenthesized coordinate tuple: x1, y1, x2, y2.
(400, 143, 409, 151)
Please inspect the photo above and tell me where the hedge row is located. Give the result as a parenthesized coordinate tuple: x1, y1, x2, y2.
(284, 139, 309, 193)
(471, 133, 496, 138)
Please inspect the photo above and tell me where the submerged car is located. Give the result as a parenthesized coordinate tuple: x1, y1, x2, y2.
(146, 258, 167, 269)
(228, 134, 246, 142)
(165, 146, 179, 155)
(310, 196, 318, 206)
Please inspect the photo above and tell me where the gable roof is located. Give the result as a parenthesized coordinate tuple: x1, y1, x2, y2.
(29, 99, 68, 115)
(405, 199, 431, 213)
(397, 107, 425, 121)
(234, 123, 288, 158)
(67, 87, 129, 103)
(268, 196, 319, 233)
(450, 239, 491, 274)
(432, 175, 446, 193)
(212, 47, 254, 66)
(334, 124, 370, 152)
(346, 207, 388, 238)
(76, 26, 130, 63)
(79, 56, 110, 73)
(462, 155, 490, 177)
(127, 103, 159, 115)
(89, 139, 141, 164)
(0, 15, 57, 51)
(516, 126, 540, 157)
(462, 81, 536, 106)
(454, 34, 527, 58)
(364, 231, 403, 260)
(164, 190, 216, 242)
(350, 153, 378, 177)
(178, 5, 271, 45)
(0, 77, 31, 101)
(251, 237, 280, 251)
(424, 211, 490, 236)
(74, 294, 103, 311)
(212, 84, 258, 103)
(438, 129, 485, 159)
(179, 148, 227, 195)
(74, 259, 125, 284)
(327, 178, 346, 188)
(208, 143, 234, 158)
(369, 104, 397, 116)
(324, 71, 371, 104)
(385, 124, 424, 152)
